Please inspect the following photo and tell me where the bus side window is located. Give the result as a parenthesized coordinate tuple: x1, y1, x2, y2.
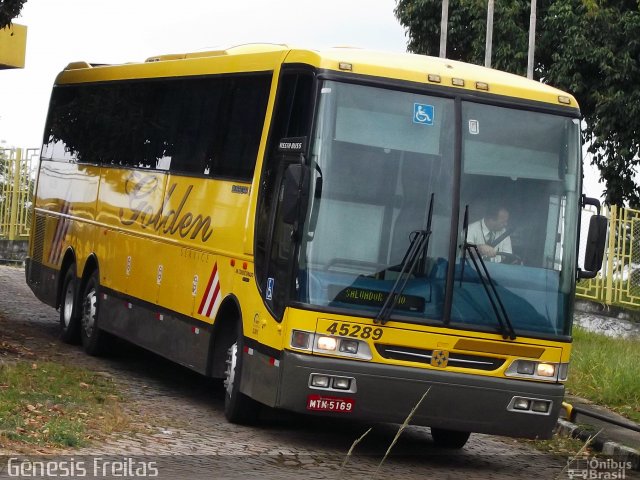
(255, 70, 314, 318)
(213, 75, 272, 180)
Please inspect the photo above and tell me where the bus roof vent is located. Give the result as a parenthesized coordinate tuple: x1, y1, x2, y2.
(65, 61, 92, 70)
(145, 53, 187, 63)
(223, 43, 287, 55)
(144, 44, 288, 62)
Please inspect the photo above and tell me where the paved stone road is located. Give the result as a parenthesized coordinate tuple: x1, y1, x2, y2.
(0, 265, 580, 479)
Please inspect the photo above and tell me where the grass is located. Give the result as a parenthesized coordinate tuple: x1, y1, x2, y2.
(566, 326, 640, 423)
(527, 435, 593, 456)
(0, 361, 129, 449)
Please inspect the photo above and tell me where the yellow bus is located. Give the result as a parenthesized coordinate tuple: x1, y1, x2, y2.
(26, 44, 606, 448)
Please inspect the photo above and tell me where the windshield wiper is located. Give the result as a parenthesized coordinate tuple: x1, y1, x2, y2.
(459, 205, 516, 340)
(463, 243, 517, 340)
(375, 194, 434, 325)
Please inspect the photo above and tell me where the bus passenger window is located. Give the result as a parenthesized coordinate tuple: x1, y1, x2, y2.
(213, 75, 271, 180)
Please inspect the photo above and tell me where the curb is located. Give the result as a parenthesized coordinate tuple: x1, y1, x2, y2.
(555, 419, 640, 471)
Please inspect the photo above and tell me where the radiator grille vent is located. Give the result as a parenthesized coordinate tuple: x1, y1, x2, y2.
(32, 214, 46, 263)
(375, 344, 505, 371)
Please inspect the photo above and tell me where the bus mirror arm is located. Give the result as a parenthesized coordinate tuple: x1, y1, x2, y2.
(281, 163, 311, 235)
(582, 195, 601, 215)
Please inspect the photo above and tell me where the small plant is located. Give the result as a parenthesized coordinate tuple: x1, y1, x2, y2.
(567, 327, 640, 423)
(0, 361, 128, 449)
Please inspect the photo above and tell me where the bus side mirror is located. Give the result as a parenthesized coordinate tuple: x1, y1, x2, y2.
(579, 214, 608, 279)
(281, 163, 310, 226)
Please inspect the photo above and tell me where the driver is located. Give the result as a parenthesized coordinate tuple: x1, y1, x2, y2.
(467, 205, 512, 263)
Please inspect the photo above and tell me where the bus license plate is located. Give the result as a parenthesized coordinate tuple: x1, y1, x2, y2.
(307, 395, 354, 413)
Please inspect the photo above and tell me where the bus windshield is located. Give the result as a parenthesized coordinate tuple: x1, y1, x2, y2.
(295, 80, 580, 338)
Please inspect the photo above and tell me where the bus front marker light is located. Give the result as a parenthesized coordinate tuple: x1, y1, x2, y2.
(310, 375, 330, 388)
(516, 360, 536, 375)
(531, 400, 550, 413)
(317, 336, 337, 351)
(339, 339, 359, 354)
(332, 377, 350, 390)
(513, 398, 531, 411)
(536, 363, 556, 377)
(558, 363, 569, 381)
(291, 330, 311, 350)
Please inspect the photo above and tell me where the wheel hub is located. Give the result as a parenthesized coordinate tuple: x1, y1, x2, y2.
(224, 342, 238, 396)
(63, 281, 74, 327)
(82, 288, 97, 337)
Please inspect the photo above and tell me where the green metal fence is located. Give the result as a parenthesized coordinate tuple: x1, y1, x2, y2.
(576, 205, 640, 310)
(0, 148, 39, 240)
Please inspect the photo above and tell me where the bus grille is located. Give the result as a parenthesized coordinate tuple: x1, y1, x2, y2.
(375, 344, 505, 371)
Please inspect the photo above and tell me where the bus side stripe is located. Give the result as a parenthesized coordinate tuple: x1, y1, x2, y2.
(205, 281, 221, 318)
(198, 262, 218, 314)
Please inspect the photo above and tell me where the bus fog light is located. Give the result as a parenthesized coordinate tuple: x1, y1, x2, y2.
(339, 339, 359, 354)
(332, 377, 351, 390)
(532, 400, 550, 413)
(513, 398, 531, 410)
(310, 375, 330, 388)
(317, 336, 337, 351)
(516, 361, 536, 375)
(291, 330, 311, 350)
(536, 363, 556, 377)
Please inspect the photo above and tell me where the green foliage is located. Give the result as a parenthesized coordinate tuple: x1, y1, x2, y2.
(0, 0, 26, 29)
(567, 327, 640, 423)
(395, 0, 640, 207)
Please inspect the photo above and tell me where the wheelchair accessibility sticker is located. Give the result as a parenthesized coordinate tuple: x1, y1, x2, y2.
(413, 103, 434, 125)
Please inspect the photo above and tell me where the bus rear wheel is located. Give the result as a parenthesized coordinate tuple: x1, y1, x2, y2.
(80, 270, 107, 356)
(224, 324, 260, 424)
(430, 428, 471, 449)
(59, 264, 81, 344)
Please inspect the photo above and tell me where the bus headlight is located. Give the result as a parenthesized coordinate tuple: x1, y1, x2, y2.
(506, 359, 565, 381)
(317, 336, 338, 351)
(516, 360, 536, 375)
(536, 363, 556, 377)
(290, 331, 373, 360)
(339, 339, 359, 354)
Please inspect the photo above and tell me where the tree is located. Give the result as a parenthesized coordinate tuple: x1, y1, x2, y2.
(0, 0, 27, 29)
(395, 0, 640, 207)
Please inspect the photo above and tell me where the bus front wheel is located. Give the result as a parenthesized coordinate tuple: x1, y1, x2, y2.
(224, 324, 260, 424)
(80, 270, 107, 356)
(59, 264, 81, 344)
(430, 428, 471, 449)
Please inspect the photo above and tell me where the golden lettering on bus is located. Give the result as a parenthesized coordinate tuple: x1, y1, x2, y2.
(119, 174, 213, 242)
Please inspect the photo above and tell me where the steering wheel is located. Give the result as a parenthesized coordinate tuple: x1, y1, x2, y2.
(495, 252, 523, 265)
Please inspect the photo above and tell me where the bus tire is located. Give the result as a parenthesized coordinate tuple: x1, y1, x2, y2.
(59, 264, 81, 344)
(80, 270, 106, 356)
(224, 324, 260, 424)
(430, 428, 471, 449)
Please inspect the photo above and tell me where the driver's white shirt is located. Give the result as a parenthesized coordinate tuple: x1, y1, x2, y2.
(467, 219, 512, 263)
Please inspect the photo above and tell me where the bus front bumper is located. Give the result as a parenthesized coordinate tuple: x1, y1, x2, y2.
(277, 350, 563, 439)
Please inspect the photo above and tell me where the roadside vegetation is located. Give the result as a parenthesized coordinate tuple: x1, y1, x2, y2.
(566, 326, 640, 423)
(0, 361, 129, 450)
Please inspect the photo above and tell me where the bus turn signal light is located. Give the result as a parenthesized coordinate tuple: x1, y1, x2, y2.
(291, 330, 311, 349)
